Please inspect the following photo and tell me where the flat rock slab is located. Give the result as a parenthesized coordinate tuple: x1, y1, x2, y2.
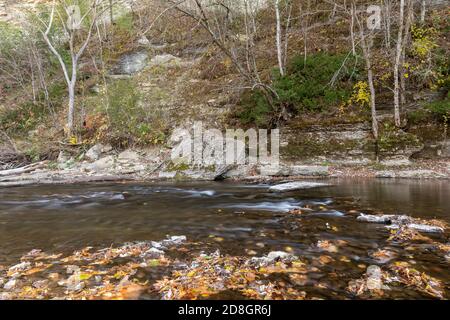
(269, 181, 330, 192)
(376, 170, 448, 179)
(258, 165, 329, 177)
(111, 51, 148, 75)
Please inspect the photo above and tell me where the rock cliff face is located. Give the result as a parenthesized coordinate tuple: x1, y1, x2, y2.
(280, 122, 430, 166)
(0, 0, 49, 24)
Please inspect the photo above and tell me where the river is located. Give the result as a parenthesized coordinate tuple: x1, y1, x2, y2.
(0, 179, 448, 299)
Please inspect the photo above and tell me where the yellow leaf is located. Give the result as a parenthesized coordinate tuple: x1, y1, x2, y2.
(79, 273, 92, 281)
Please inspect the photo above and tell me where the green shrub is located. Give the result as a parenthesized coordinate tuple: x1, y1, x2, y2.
(407, 109, 432, 125)
(89, 79, 166, 146)
(426, 93, 450, 122)
(0, 102, 49, 134)
(275, 53, 356, 112)
(237, 53, 359, 126)
(237, 90, 272, 126)
(378, 122, 422, 153)
(115, 12, 134, 33)
(102, 79, 141, 139)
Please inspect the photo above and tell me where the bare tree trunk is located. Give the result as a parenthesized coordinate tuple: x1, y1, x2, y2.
(301, 0, 311, 66)
(275, 0, 284, 76)
(283, 2, 292, 70)
(400, 0, 412, 106)
(110, 0, 114, 24)
(400, 50, 407, 106)
(384, 0, 392, 49)
(394, 0, 405, 127)
(68, 68, 77, 135)
(420, 0, 426, 24)
(350, 6, 356, 55)
(355, 2, 379, 159)
(362, 41, 378, 142)
(28, 48, 37, 103)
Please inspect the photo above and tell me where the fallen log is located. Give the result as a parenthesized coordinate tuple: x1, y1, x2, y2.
(0, 161, 49, 177)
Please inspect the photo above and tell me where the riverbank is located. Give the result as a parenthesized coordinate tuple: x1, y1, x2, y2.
(0, 154, 448, 187)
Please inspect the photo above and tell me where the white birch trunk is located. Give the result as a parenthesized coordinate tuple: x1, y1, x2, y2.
(275, 0, 284, 76)
(394, 0, 405, 127)
(421, 0, 426, 24)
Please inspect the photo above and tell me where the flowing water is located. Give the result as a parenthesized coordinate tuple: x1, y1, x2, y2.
(0, 179, 449, 299)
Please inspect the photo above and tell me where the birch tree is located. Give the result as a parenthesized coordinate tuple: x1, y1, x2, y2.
(393, 0, 413, 127)
(40, 0, 101, 136)
(400, 0, 412, 106)
(420, 0, 427, 24)
(382, 0, 392, 49)
(353, 2, 379, 158)
(274, 0, 292, 76)
(393, 0, 405, 127)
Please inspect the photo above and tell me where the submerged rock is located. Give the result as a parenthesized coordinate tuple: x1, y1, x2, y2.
(8, 261, 31, 273)
(370, 249, 397, 264)
(366, 265, 384, 290)
(0, 292, 12, 300)
(357, 214, 411, 224)
(33, 279, 49, 289)
(310, 210, 345, 217)
(3, 279, 16, 291)
(407, 223, 444, 233)
(152, 235, 187, 249)
(250, 251, 295, 266)
(142, 247, 165, 259)
(269, 181, 330, 192)
(358, 214, 446, 234)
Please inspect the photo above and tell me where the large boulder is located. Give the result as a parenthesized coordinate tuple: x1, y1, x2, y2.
(85, 144, 112, 161)
(89, 155, 115, 172)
